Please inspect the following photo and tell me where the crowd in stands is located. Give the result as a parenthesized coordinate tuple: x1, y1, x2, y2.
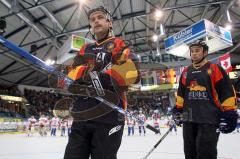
(0, 87, 21, 97)
(127, 91, 171, 117)
(0, 98, 24, 118)
(24, 89, 71, 118)
(1, 86, 171, 119)
(0, 87, 24, 118)
(0, 76, 240, 119)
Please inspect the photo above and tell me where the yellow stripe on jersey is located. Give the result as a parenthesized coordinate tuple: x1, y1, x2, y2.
(222, 97, 237, 111)
(67, 65, 87, 80)
(104, 59, 138, 86)
(176, 96, 184, 109)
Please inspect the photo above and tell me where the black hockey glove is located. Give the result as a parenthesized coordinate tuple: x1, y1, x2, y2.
(172, 107, 183, 126)
(219, 110, 238, 134)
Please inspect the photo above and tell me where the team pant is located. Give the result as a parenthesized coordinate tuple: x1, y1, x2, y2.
(51, 127, 57, 136)
(154, 125, 160, 134)
(170, 125, 177, 132)
(138, 125, 146, 135)
(128, 126, 134, 135)
(39, 126, 47, 136)
(27, 126, 35, 136)
(64, 121, 124, 159)
(61, 127, 66, 136)
(183, 122, 220, 159)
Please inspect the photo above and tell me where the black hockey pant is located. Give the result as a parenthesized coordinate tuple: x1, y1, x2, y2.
(183, 122, 220, 159)
(64, 121, 124, 159)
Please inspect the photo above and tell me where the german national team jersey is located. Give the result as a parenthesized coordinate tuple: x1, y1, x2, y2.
(176, 61, 236, 124)
(67, 36, 139, 125)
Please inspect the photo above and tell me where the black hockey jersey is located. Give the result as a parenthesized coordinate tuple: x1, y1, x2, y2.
(176, 61, 237, 124)
(67, 36, 139, 125)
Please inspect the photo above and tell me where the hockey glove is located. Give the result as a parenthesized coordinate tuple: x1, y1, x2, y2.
(219, 110, 238, 134)
(172, 107, 183, 126)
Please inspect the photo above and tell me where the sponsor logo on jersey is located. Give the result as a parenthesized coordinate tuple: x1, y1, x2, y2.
(188, 80, 206, 91)
(192, 70, 201, 74)
(187, 80, 209, 100)
(92, 46, 103, 50)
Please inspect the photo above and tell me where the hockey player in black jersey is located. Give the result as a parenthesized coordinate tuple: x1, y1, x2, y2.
(64, 6, 139, 159)
(173, 40, 238, 159)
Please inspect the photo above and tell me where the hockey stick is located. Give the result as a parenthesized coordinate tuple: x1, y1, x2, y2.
(142, 126, 173, 159)
(0, 36, 159, 134)
(88, 71, 158, 133)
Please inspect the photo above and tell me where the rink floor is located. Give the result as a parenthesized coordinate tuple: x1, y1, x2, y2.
(0, 127, 239, 159)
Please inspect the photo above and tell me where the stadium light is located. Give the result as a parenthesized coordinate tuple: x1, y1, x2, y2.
(155, 10, 163, 20)
(226, 10, 232, 23)
(79, 0, 86, 3)
(225, 23, 232, 31)
(152, 34, 158, 42)
(46, 59, 55, 65)
(225, 10, 232, 31)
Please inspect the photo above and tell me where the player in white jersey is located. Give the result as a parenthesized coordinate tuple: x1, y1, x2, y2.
(27, 116, 36, 136)
(39, 114, 48, 136)
(168, 116, 177, 134)
(152, 110, 161, 135)
(60, 118, 68, 136)
(126, 116, 135, 136)
(138, 110, 146, 136)
(50, 115, 60, 136)
(67, 117, 73, 136)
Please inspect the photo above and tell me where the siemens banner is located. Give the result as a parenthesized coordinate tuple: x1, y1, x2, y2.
(138, 53, 191, 69)
(140, 54, 186, 63)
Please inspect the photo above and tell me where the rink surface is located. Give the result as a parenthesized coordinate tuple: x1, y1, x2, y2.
(0, 127, 239, 159)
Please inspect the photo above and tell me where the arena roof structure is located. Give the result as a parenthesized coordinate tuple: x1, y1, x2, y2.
(0, 0, 240, 87)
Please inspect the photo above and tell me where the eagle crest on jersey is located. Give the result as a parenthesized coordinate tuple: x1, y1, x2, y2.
(106, 42, 115, 52)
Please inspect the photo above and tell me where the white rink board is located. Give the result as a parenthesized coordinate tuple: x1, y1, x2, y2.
(0, 128, 239, 159)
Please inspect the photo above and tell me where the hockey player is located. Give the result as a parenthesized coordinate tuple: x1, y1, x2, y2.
(50, 115, 59, 136)
(67, 117, 73, 136)
(64, 6, 139, 159)
(152, 110, 161, 135)
(138, 110, 146, 136)
(27, 116, 36, 137)
(167, 116, 177, 134)
(60, 118, 68, 136)
(173, 40, 238, 159)
(39, 114, 48, 137)
(126, 115, 135, 136)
